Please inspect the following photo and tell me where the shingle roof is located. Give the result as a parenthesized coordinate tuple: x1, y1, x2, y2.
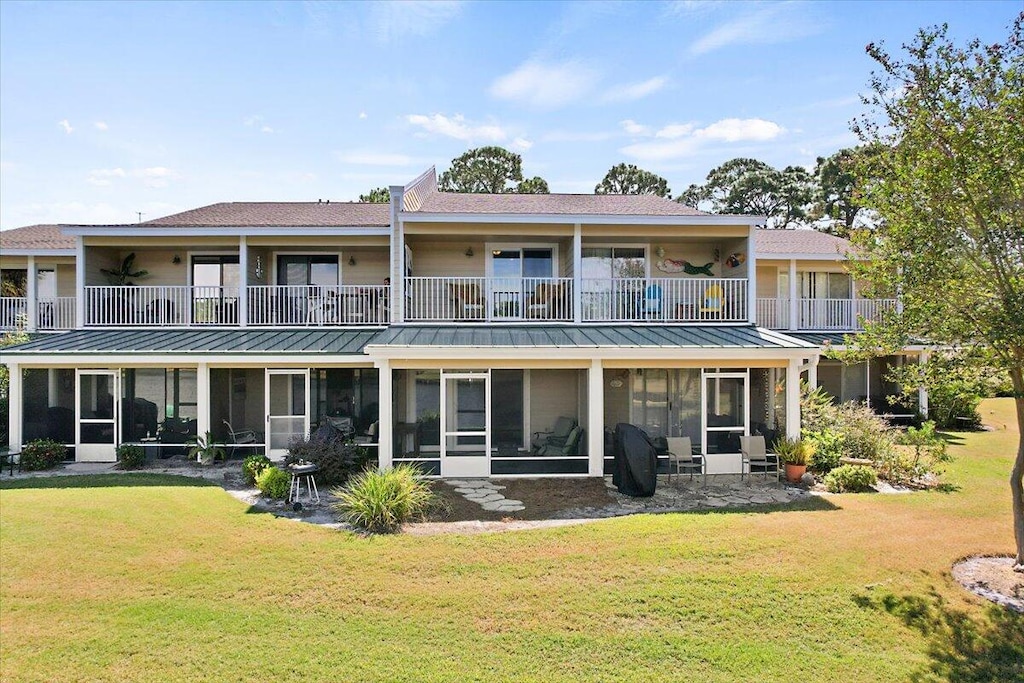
(369, 325, 816, 349)
(755, 229, 855, 257)
(410, 192, 710, 216)
(142, 202, 390, 227)
(0, 224, 75, 251)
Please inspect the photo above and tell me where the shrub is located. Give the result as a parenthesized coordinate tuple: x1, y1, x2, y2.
(256, 466, 291, 500)
(804, 428, 845, 473)
(801, 385, 897, 463)
(332, 465, 436, 533)
(187, 431, 226, 465)
(20, 438, 66, 471)
(824, 464, 878, 493)
(242, 454, 272, 485)
(773, 437, 811, 465)
(116, 444, 146, 470)
(285, 426, 371, 486)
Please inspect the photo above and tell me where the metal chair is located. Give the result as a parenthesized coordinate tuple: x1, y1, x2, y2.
(666, 436, 705, 486)
(740, 435, 780, 482)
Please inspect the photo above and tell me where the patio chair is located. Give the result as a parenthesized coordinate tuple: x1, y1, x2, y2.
(666, 436, 705, 486)
(700, 283, 723, 317)
(526, 282, 552, 319)
(644, 283, 663, 319)
(536, 425, 583, 456)
(223, 419, 262, 456)
(740, 435, 780, 482)
(448, 282, 485, 319)
(531, 416, 577, 453)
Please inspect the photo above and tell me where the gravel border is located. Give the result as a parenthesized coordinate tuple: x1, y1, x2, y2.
(951, 556, 1024, 613)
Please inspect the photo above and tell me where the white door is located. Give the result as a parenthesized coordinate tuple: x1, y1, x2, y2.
(266, 370, 310, 460)
(76, 369, 118, 462)
(440, 371, 490, 477)
(702, 370, 749, 474)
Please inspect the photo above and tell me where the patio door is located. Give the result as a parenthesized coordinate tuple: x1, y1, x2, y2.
(702, 370, 748, 456)
(440, 371, 490, 477)
(266, 369, 310, 459)
(489, 248, 553, 321)
(76, 369, 118, 462)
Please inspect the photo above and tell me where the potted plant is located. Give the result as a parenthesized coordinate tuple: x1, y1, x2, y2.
(187, 431, 226, 466)
(774, 437, 811, 483)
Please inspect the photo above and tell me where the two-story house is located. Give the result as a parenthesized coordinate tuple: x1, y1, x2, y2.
(0, 167, 926, 477)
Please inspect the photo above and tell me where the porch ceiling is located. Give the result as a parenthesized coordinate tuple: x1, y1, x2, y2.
(1, 328, 380, 355)
(368, 325, 818, 349)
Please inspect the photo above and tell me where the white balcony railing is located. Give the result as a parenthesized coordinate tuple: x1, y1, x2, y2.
(581, 278, 748, 323)
(85, 286, 237, 326)
(756, 297, 897, 330)
(38, 297, 75, 329)
(405, 277, 574, 322)
(0, 297, 27, 330)
(247, 285, 389, 326)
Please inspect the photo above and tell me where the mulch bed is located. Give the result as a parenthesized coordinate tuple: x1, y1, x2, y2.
(952, 556, 1024, 613)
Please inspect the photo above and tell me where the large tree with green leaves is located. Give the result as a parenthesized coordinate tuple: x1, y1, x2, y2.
(811, 145, 887, 236)
(676, 157, 815, 227)
(359, 187, 390, 203)
(848, 17, 1024, 569)
(594, 163, 670, 197)
(438, 146, 549, 194)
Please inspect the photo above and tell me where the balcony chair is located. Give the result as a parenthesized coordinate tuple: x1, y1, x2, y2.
(527, 282, 567, 319)
(740, 435, 780, 482)
(536, 425, 583, 456)
(223, 419, 261, 456)
(531, 416, 577, 453)
(666, 436, 705, 486)
(644, 283, 663, 319)
(448, 282, 485, 319)
(700, 283, 723, 317)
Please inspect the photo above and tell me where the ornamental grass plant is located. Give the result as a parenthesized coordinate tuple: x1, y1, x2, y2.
(331, 464, 436, 533)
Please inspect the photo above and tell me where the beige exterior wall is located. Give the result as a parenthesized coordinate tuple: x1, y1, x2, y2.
(756, 265, 779, 298)
(529, 369, 581, 435)
(56, 264, 76, 297)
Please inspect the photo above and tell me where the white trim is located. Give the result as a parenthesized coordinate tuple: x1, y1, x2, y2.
(265, 368, 311, 459)
(8, 362, 21, 449)
(587, 359, 604, 476)
(365, 346, 816, 361)
(75, 368, 119, 462)
(757, 252, 852, 261)
(65, 226, 390, 237)
(0, 249, 76, 257)
(401, 212, 764, 226)
(75, 237, 85, 329)
(3, 353, 375, 366)
(376, 358, 393, 470)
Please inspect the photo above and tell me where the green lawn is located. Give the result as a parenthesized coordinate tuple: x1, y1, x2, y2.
(2, 400, 1022, 682)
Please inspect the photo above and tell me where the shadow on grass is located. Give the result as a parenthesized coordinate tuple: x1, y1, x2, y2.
(0, 473, 218, 490)
(936, 431, 967, 446)
(854, 589, 1024, 682)
(655, 495, 840, 516)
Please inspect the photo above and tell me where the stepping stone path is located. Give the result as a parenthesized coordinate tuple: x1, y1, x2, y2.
(447, 479, 526, 513)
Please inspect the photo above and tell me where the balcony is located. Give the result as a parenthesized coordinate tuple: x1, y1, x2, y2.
(405, 277, 574, 323)
(581, 278, 747, 323)
(756, 298, 896, 331)
(0, 297, 76, 331)
(83, 285, 390, 327)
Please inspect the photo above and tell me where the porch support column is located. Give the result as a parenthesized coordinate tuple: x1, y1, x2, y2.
(7, 363, 21, 450)
(238, 236, 248, 327)
(573, 223, 582, 324)
(389, 186, 404, 324)
(375, 360, 393, 470)
(786, 357, 801, 440)
(26, 255, 38, 332)
(865, 360, 871, 408)
(918, 351, 930, 419)
(788, 259, 798, 331)
(746, 224, 757, 324)
(75, 237, 85, 329)
(196, 363, 210, 443)
(587, 359, 604, 477)
(807, 354, 819, 391)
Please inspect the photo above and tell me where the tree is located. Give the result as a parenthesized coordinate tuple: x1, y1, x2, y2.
(676, 157, 815, 227)
(848, 17, 1024, 569)
(812, 146, 885, 236)
(438, 146, 549, 194)
(359, 187, 390, 203)
(594, 163, 671, 197)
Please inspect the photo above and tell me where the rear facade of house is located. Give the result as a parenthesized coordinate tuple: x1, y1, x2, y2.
(0, 168, 926, 477)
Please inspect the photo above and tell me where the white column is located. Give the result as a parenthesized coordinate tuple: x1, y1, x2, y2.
(376, 359, 393, 470)
(573, 223, 583, 324)
(865, 360, 871, 408)
(850, 277, 858, 329)
(238, 236, 248, 327)
(786, 357, 800, 439)
(746, 225, 757, 324)
(7, 363, 21, 450)
(196, 363, 210, 439)
(587, 359, 604, 476)
(26, 255, 38, 332)
(389, 186, 404, 324)
(918, 351, 930, 418)
(75, 237, 85, 328)
(807, 354, 819, 391)
(788, 259, 798, 331)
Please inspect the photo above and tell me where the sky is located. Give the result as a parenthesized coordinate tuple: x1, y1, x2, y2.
(0, 0, 1018, 230)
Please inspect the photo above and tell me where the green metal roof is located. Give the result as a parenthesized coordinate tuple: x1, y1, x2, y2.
(368, 325, 817, 349)
(786, 332, 859, 347)
(1, 328, 380, 355)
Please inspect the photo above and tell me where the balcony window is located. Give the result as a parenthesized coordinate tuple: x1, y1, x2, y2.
(277, 255, 338, 286)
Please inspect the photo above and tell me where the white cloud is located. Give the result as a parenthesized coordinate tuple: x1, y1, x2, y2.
(696, 118, 784, 142)
(370, 1, 463, 43)
(490, 60, 600, 109)
(541, 130, 615, 143)
(94, 121, 109, 131)
(621, 117, 785, 161)
(260, 125, 274, 134)
(87, 168, 127, 186)
(358, 111, 368, 119)
(620, 119, 652, 136)
(510, 137, 533, 151)
(690, 2, 824, 56)
(132, 166, 180, 188)
(602, 76, 668, 103)
(336, 151, 419, 166)
(243, 115, 274, 133)
(58, 119, 73, 134)
(405, 113, 505, 142)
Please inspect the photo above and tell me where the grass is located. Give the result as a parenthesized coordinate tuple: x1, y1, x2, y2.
(1, 399, 1022, 682)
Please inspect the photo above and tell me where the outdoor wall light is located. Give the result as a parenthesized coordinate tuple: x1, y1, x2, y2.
(172, 254, 181, 264)
(348, 255, 357, 266)
(655, 246, 665, 258)
(464, 247, 474, 257)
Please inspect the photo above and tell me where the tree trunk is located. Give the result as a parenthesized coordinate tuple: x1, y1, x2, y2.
(1011, 366, 1024, 572)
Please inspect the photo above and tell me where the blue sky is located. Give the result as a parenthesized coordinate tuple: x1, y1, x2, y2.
(0, 0, 1017, 230)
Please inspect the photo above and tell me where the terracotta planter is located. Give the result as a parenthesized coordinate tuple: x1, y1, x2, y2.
(785, 463, 807, 483)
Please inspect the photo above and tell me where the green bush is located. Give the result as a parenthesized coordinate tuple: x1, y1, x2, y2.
(332, 465, 436, 533)
(773, 437, 811, 465)
(242, 454, 272, 485)
(256, 466, 291, 500)
(824, 464, 878, 493)
(285, 431, 371, 486)
(804, 428, 845, 473)
(116, 444, 146, 470)
(801, 385, 897, 463)
(20, 438, 67, 471)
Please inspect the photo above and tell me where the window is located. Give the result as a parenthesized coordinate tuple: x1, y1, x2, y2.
(192, 255, 239, 324)
(582, 247, 646, 280)
(277, 255, 338, 286)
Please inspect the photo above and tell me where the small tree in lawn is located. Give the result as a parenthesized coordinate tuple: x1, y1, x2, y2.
(849, 16, 1024, 570)
(594, 163, 671, 197)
